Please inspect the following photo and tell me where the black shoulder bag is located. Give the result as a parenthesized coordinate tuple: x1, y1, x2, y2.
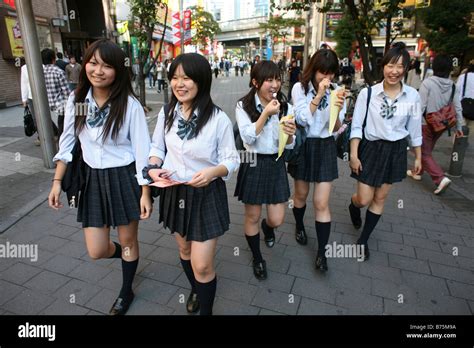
(336, 86, 371, 160)
(461, 73, 474, 121)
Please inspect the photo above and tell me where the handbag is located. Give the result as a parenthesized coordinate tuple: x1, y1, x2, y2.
(23, 106, 36, 137)
(61, 139, 85, 208)
(425, 84, 457, 133)
(336, 86, 371, 160)
(461, 73, 474, 120)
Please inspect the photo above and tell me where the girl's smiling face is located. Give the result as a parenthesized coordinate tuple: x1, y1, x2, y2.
(171, 64, 198, 106)
(255, 76, 281, 105)
(383, 56, 405, 86)
(85, 51, 116, 89)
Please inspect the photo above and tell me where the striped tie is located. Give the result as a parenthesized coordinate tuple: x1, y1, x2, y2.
(176, 114, 198, 140)
(87, 105, 110, 128)
(318, 94, 328, 110)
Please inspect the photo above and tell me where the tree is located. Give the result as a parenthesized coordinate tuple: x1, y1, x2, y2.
(271, 0, 410, 85)
(259, 15, 305, 57)
(128, 0, 168, 107)
(418, 0, 474, 64)
(334, 11, 356, 59)
(188, 6, 221, 51)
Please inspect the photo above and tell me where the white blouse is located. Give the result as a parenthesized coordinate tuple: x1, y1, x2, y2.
(149, 103, 240, 182)
(53, 89, 151, 185)
(235, 94, 295, 154)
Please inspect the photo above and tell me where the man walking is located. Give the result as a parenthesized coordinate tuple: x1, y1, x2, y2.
(42, 48, 70, 138)
(65, 55, 81, 91)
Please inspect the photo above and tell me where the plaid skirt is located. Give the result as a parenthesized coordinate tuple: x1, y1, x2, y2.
(288, 137, 338, 183)
(351, 138, 408, 187)
(159, 178, 230, 242)
(78, 162, 141, 228)
(234, 153, 290, 205)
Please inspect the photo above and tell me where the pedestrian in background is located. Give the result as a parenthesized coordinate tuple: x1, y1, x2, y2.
(349, 42, 422, 261)
(288, 59, 301, 102)
(406, 57, 422, 90)
(147, 53, 240, 315)
(234, 60, 296, 280)
(55, 52, 67, 71)
(41, 48, 70, 137)
(409, 54, 464, 194)
(48, 39, 152, 315)
(21, 61, 41, 146)
(65, 55, 81, 91)
(289, 49, 346, 272)
(456, 61, 474, 132)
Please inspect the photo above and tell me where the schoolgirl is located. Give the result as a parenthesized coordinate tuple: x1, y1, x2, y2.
(48, 39, 152, 315)
(234, 60, 296, 280)
(289, 49, 346, 272)
(147, 53, 240, 315)
(349, 42, 422, 260)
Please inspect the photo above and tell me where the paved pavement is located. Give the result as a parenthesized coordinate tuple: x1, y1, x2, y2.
(0, 72, 473, 316)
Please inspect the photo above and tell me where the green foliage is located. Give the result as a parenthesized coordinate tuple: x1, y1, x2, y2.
(188, 6, 221, 48)
(259, 15, 305, 40)
(334, 12, 356, 58)
(418, 0, 474, 57)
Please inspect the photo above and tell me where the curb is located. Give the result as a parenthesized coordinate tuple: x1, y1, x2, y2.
(0, 191, 48, 234)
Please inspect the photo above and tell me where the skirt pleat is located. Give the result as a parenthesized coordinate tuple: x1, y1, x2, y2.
(351, 138, 408, 187)
(159, 178, 230, 242)
(288, 137, 338, 183)
(78, 162, 141, 228)
(234, 153, 290, 205)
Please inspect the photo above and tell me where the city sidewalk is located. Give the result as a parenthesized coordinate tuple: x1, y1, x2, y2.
(0, 74, 473, 315)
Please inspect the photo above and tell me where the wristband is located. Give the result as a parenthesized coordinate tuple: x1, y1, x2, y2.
(52, 179, 62, 182)
(142, 164, 161, 184)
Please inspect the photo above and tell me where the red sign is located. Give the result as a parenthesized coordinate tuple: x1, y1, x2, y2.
(183, 9, 191, 30)
(3, 0, 15, 9)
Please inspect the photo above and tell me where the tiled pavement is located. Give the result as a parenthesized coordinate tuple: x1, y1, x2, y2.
(0, 72, 473, 315)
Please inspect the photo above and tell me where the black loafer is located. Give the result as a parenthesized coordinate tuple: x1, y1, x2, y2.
(109, 292, 134, 315)
(349, 201, 362, 229)
(295, 227, 308, 245)
(261, 219, 275, 248)
(253, 260, 267, 280)
(186, 291, 200, 314)
(315, 252, 328, 272)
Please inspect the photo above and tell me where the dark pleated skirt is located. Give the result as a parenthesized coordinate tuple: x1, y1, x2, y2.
(234, 153, 290, 205)
(351, 138, 408, 187)
(288, 137, 338, 183)
(159, 178, 230, 242)
(78, 162, 141, 228)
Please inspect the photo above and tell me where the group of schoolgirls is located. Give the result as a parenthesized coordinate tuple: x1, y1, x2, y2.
(235, 42, 422, 280)
(48, 38, 422, 316)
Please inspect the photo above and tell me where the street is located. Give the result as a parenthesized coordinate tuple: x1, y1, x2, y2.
(0, 72, 473, 316)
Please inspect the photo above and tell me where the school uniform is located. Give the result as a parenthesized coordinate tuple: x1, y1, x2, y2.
(350, 82, 422, 187)
(150, 103, 240, 242)
(289, 81, 346, 183)
(234, 96, 295, 205)
(54, 89, 151, 228)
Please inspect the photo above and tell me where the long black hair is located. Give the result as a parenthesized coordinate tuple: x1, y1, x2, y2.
(165, 53, 220, 136)
(301, 49, 339, 95)
(239, 60, 288, 123)
(74, 39, 136, 141)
